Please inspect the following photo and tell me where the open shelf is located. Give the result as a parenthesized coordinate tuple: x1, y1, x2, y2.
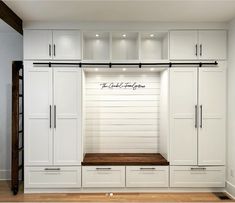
(83, 32, 110, 61)
(112, 32, 139, 60)
(140, 32, 168, 61)
(82, 153, 169, 166)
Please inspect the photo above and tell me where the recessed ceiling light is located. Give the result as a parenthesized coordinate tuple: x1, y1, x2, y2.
(150, 68, 155, 71)
(122, 34, 126, 38)
(95, 68, 99, 71)
(122, 68, 126, 71)
(95, 34, 99, 37)
(150, 34, 154, 37)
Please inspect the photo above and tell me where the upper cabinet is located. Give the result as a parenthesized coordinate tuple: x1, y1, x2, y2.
(24, 30, 81, 60)
(169, 31, 198, 60)
(198, 31, 227, 60)
(24, 29, 227, 61)
(24, 30, 53, 60)
(53, 30, 81, 60)
(169, 30, 227, 60)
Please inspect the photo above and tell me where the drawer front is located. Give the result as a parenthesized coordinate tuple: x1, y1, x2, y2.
(25, 166, 81, 188)
(82, 166, 125, 188)
(126, 166, 169, 188)
(170, 166, 225, 187)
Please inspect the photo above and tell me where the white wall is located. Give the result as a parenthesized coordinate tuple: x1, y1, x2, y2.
(227, 18, 235, 196)
(0, 32, 23, 180)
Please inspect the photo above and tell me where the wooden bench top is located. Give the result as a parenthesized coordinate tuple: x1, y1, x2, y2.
(82, 153, 169, 166)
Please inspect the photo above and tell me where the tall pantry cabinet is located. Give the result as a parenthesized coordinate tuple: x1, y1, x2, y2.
(169, 29, 227, 188)
(24, 29, 82, 189)
(169, 63, 226, 187)
(24, 63, 82, 188)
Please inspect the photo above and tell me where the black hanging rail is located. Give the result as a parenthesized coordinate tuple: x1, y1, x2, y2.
(33, 61, 218, 68)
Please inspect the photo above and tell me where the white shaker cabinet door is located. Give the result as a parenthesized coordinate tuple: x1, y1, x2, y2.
(170, 68, 198, 165)
(198, 64, 226, 165)
(52, 30, 81, 60)
(24, 62, 53, 165)
(24, 30, 52, 60)
(170, 31, 198, 60)
(53, 68, 82, 165)
(198, 30, 227, 60)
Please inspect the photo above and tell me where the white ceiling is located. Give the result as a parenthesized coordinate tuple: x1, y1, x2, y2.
(3, 0, 235, 23)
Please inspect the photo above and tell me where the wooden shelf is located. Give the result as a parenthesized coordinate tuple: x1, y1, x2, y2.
(82, 153, 169, 166)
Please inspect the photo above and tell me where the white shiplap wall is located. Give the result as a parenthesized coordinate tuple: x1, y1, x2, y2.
(84, 71, 160, 153)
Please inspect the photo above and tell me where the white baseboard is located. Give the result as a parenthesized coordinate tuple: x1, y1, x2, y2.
(0, 170, 10, 180)
(226, 181, 235, 199)
(24, 187, 225, 194)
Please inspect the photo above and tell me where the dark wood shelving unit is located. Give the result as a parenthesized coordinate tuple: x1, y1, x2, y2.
(11, 61, 24, 195)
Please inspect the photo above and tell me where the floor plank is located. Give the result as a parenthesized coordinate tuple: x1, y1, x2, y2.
(0, 181, 233, 202)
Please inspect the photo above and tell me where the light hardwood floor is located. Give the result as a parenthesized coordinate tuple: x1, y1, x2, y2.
(0, 181, 233, 202)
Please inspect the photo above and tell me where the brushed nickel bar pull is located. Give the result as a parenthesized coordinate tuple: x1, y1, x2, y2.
(190, 167, 206, 171)
(44, 168, 60, 171)
(53, 44, 56, 57)
(140, 168, 156, 170)
(49, 105, 52, 128)
(200, 105, 203, 128)
(54, 105, 56, 129)
(49, 44, 51, 57)
(200, 44, 202, 56)
(195, 105, 198, 128)
(96, 168, 111, 170)
(195, 44, 198, 56)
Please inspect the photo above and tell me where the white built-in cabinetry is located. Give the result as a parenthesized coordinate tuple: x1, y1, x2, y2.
(24, 30, 81, 60)
(25, 166, 81, 189)
(24, 61, 82, 189)
(170, 30, 227, 60)
(170, 166, 225, 187)
(82, 166, 126, 188)
(23, 28, 227, 192)
(126, 166, 169, 187)
(169, 63, 226, 166)
(169, 67, 198, 165)
(169, 62, 226, 187)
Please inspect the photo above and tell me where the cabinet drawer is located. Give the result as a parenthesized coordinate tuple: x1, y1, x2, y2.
(25, 166, 81, 188)
(126, 166, 169, 187)
(170, 166, 225, 187)
(82, 166, 125, 188)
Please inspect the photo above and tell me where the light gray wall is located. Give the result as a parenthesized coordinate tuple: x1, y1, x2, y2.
(227, 18, 235, 196)
(0, 31, 23, 180)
